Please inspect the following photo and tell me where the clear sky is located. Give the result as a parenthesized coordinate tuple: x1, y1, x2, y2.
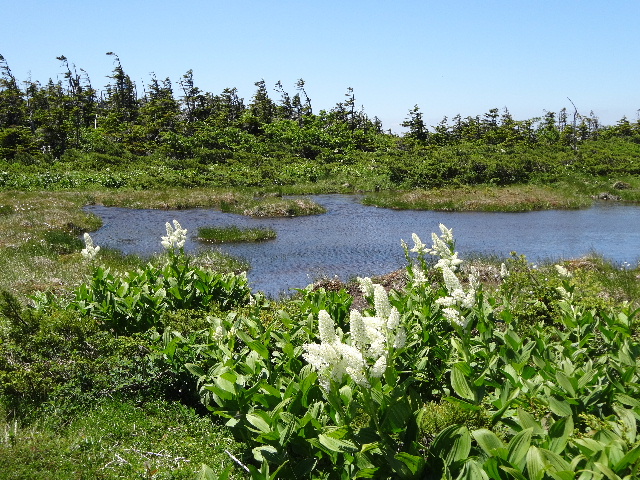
(2, 0, 639, 132)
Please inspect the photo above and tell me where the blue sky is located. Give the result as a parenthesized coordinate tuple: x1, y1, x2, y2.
(3, 1, 639, 131)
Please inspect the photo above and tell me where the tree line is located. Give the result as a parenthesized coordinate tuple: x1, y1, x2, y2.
(1, 53, 640, 164)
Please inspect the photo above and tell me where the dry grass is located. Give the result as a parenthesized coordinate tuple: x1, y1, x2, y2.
(364, 185, 592, 212)
(87, 188, 326, 216)
(0, 191, 101, 298)
(87, 188, 248, 210)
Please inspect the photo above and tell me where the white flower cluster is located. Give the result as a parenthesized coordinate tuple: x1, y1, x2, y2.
(409, 224, 479, 328)
(435, 265, 479, 328)
(161, 219, 187, 251)
(554, 264, 572, 278)
(356, 276, 375, 297)
(303, 281, 406, 391)
(81, 233, 100, 261)
(500, 263, 509, 278)
(409, 224, 462, 272)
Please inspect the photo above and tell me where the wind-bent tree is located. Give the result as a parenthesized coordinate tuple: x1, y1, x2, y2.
(102, 52, 138, 127)
(56, 55, 97, 148)
(139, 75, 180, 146)
(402, 105, 428, 141)
(243, 79, 275, 134)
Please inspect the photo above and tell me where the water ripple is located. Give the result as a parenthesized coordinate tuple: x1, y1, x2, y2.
(85, 195, 640, 297)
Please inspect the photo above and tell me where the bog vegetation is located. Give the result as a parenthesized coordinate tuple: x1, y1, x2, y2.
(1, 54, 640, 479)
(1, 212, 639, 479)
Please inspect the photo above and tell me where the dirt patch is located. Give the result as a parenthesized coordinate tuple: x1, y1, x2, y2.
(311, 269, 409, 311)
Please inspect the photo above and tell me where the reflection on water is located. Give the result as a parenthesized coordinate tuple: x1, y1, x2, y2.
(85, 195, 640, 297)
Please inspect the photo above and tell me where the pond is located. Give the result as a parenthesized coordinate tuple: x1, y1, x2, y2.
(85, 195, 640, 297)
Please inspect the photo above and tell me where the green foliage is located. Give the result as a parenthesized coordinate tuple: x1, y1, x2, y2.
(0, 294, 173, 415)
(498, 253, 564, 325)
(418, 400, 490, 438)
(2, 55, 640, 195)
(72, 248, 251, 334)
(168, 227, 640, 479)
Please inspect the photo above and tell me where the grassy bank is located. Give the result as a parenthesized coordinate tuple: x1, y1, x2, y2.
(363, 184, 591, 212)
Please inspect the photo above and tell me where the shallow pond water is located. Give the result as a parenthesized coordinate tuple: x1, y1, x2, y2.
(85, 195, 640, 297)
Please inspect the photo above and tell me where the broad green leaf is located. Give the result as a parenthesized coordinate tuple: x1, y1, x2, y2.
(504, 330, 522, 351)
(234, 329, 254, 345)
(481, 457, 504, 479)
(614, 393, 640, 408)
(203, 383, 234, 402)
(247, 340, 270, 360)
(594, 462, 624, 480)
(216, 373, 237, 394)
(547, 473, 576, 480)
(382, 399, 412, 433)
(446, 426, 472, 465)
(614, 444, 640, 472)
(456, 459, 488, 480)
(517, 409, 545, 435)
(548, 397, 573, 417)
(339, 385, 353, 405)
(613, 405, 636, 444)
(451, 364, 476, 402)
(246, 412, 272, 433)
(259, 381, 280, 397)
(185, 363, 207, 378)
(394, 452, 426, 476)
(277, 414, 297, 446)
(526, 446, 545, 480)
(197, 463, 231, 480)
(473, 429, 507, 458)
(430, 425, 472, 466)
(499, 466, 528, 480)
(572, 438, 605, 456)
(555, 371, 576, 397)
(540, 448, 572, 474)
(577, 368, 597, 390)
(549, 416, 574, 455)
(490, 387, 521, 425)
(508, 428, 533, 466)
(358, 442, 381, 456)
(354, 468, 379, 478)
(318, 434, 358, 453)
(252, 445, 279, 463)
(445, 396, 482, 411)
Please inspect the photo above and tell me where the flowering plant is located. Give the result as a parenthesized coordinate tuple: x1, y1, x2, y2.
(161, 219, 187, 252)
(177, 224, 640, 480)
(73, 221, 250, 334)
(80, 232, 100, 261)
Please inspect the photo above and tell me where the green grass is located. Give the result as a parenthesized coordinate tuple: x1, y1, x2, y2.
(0, 399, 242, 479)
(198, 225, 276, 243)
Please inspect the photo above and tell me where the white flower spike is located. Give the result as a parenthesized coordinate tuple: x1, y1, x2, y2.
(81, 233, 100, 261)
(161, 219, 187, 251)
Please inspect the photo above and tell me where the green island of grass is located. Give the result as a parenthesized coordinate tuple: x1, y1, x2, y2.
(197, 225, 276, 243)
